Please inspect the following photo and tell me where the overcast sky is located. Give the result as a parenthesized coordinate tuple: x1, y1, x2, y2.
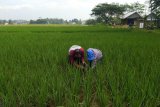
(0, 0, 147, 20)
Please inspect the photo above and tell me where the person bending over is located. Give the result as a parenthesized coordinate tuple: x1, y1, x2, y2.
(69, 45, 86, 70)
(87, 48, 103, 69)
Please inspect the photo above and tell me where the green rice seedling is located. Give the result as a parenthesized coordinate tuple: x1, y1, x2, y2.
(0, 25, 159, 106)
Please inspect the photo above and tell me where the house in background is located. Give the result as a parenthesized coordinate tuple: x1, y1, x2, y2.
(4, 23, 9, 25)
(158, 19, 160, 28)
(146, 13, 157, 21)
(121, 12, 143, 26)
(144, 13, 160, 28)
(145, 13, 160, 28)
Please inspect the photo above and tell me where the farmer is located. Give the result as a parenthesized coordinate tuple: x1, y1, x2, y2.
(69, 45, 86, 70)
(87, 48, 103, 69)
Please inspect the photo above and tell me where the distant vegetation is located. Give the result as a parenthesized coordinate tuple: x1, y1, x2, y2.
(86, 2, 145, 25)
(86, 1, 160, 27)
(29, 18, 82, 24)
(0, 18, 82, 25)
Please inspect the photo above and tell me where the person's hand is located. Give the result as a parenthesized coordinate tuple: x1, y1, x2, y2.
(82, 62, 86, 67)
(91, 65, 96, 69)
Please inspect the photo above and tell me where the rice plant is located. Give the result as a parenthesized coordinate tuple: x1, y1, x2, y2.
(0, 25, 159, 107)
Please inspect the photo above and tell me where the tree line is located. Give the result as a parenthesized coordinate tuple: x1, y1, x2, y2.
(0, 20, 29, 24)
(29, 18, 82, 24)
(0, 18, 82, 25)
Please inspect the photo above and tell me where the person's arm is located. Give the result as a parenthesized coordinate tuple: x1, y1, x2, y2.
(81, 48, 85, 63)
(92, 60, 97, 69)
(69, 51, 74, 64)
(89, 61, 92, 67)
(80, 48, 87, 68)
(73, 62, 84, 69)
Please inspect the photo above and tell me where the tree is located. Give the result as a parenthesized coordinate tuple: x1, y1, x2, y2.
(85, 19, 97, 25)
(150, 0, 160, 10)
(124, 2, 145, 14)
(91, 3, 126, 24)
(150, 0, 160, 17)
(8, 20, 13, 24)
(149, 0, 160, 28)
(0, 20, 6, 24)
(29, 18, 66, 24)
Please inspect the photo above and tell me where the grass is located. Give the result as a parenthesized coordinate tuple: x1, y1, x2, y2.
(0, 25, 160, 107)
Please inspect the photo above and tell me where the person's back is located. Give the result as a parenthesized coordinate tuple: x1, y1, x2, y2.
(68, 45, 86, 69)
(88, 48, 102, 60)
(87, 48, 103, 69)
(69, 45, 81, 53)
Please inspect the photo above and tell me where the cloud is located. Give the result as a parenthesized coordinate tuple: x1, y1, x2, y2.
(0, 0, 146, 20)
(0, 4, 33, 10)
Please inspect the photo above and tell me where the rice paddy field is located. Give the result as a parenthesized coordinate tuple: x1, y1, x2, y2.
(0, 25, 160, 107)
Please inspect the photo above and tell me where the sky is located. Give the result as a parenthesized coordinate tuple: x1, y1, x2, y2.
(0, 0, 147, 20)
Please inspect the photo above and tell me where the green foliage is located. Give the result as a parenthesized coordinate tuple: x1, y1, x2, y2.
(91, 3, 126, 24)
(124, 2, 145, 14)
(90, 2, 145, 25)
(29, 18, 82, 25)
(150, 0, 160, 11)
(150, 0, 160, 17)
(85, 19, 97, 25)
(0, 25, 160, 106)
(30, 18, 66, 24)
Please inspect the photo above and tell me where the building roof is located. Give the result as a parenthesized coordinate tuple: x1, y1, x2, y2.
(146, 13, 157, 18)
(121, 11, 142, 19)
(146, 13, 157, 21)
